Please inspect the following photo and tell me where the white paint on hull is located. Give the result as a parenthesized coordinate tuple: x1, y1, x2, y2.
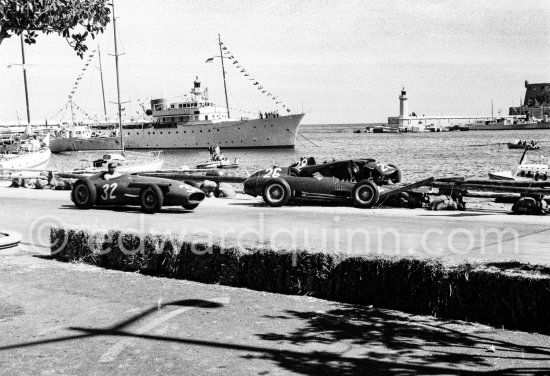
(49, 137, 122, 153)
(123, 114, 304, 149)
(0, 148, 51, 170)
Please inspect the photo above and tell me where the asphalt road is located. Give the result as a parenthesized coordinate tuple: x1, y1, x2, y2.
(1, 185, 550, 264)
(0, 253, 549, 375)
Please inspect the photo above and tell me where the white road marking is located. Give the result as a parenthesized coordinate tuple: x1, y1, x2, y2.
(36, 326, 66, 336)
(99, 297, 230, 363)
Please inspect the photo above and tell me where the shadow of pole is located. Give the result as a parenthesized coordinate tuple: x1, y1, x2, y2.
(0, 298, 224, 351)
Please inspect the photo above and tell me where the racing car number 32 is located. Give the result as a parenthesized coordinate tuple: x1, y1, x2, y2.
(263, 167, 282, 178)
(101, 183, 118, 200)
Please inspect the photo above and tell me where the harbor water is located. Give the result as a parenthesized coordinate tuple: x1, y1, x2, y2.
(46, 124, 550, 183)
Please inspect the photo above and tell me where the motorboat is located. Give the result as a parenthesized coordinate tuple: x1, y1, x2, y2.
(507, 140, 540, 150)
(218, 160, 239, 169)
(70, 151, 164, 175)
(196, 161, 219, 169)
(489, 149, 549, 181)
(195, 146, 239, 169)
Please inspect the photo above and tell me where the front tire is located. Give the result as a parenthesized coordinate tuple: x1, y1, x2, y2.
(182, 203, 199, 210)
(262, 178, 291, 207)
(72, 179, 97, 209)
(140, 185, 163, 214)
(352, 179, 380, 208)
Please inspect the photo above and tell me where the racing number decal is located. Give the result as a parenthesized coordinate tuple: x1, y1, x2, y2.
(101, 183, 118, 200)
(263, 167, 282, 179)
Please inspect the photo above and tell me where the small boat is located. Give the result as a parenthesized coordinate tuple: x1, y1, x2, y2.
(507, 140, 540, 150)
(196, 161, 219, 169)
(196, 145, 239, 169)
(371, 126, 400, 133)
(353, 129, 361, 134)
(218, 160, 239, 169)
(196, 159, 239, 169)
(489, 149, 549, 181)
(71, 151, 164, 174)
(0, 134, 51, 177)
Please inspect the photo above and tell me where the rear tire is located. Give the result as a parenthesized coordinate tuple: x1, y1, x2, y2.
(352, 179, 380, 208)
(140, 185, 163, 214)
(72, 179, 96, 209)
(262, 178, 291, 207)
(182, 203, 199, 210)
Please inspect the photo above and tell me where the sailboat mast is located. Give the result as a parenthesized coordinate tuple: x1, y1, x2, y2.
(111, 0, 124, 153)
(70, 99, 75, 125)
(97, 47, 108, 121)
(218, 34, 230, 118)
(19, 34, 31, 125)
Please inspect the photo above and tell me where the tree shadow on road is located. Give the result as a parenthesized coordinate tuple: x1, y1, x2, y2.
(250, 306, 550, 375)
(1, 298, 549, 375)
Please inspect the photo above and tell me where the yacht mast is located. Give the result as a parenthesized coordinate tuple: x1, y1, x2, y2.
(111, 0, 124, 153)
(218, 34, 230, 118)
(19, 34, 31, 126)
(97, 47, 108, 121)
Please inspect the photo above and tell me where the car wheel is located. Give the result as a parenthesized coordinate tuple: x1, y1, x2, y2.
(182, 203, 199, 210)
(352, 179, 380, 208)
(72, 179, 97, 209)
(262, 178, 291, 207)
(140, 185, 164, 214)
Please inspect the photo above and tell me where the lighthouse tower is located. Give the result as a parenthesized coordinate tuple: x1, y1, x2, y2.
(399, 87, 408, 118)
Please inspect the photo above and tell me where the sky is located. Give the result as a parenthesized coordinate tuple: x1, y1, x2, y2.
(0, 0, 549, 125)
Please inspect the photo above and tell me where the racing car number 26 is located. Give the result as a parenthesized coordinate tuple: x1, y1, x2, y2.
(263, 167, 282, 178)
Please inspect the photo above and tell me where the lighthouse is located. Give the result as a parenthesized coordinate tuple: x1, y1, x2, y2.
(399, 87, 408, 117)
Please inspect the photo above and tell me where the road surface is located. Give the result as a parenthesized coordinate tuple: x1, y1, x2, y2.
(0, 253, 548, 375)
(1, 185, 549, 264)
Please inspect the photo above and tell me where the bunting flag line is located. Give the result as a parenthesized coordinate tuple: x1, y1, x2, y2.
(48, 47, 98, 120)
(212, 38, 293, 113)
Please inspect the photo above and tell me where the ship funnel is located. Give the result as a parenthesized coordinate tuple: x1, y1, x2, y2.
(150, 98, 167, 111)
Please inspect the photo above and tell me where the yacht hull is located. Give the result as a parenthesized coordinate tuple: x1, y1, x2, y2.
(49, 136, 122, 153)
(123, 114, 305, 149)
(470, 122, 550, 131)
